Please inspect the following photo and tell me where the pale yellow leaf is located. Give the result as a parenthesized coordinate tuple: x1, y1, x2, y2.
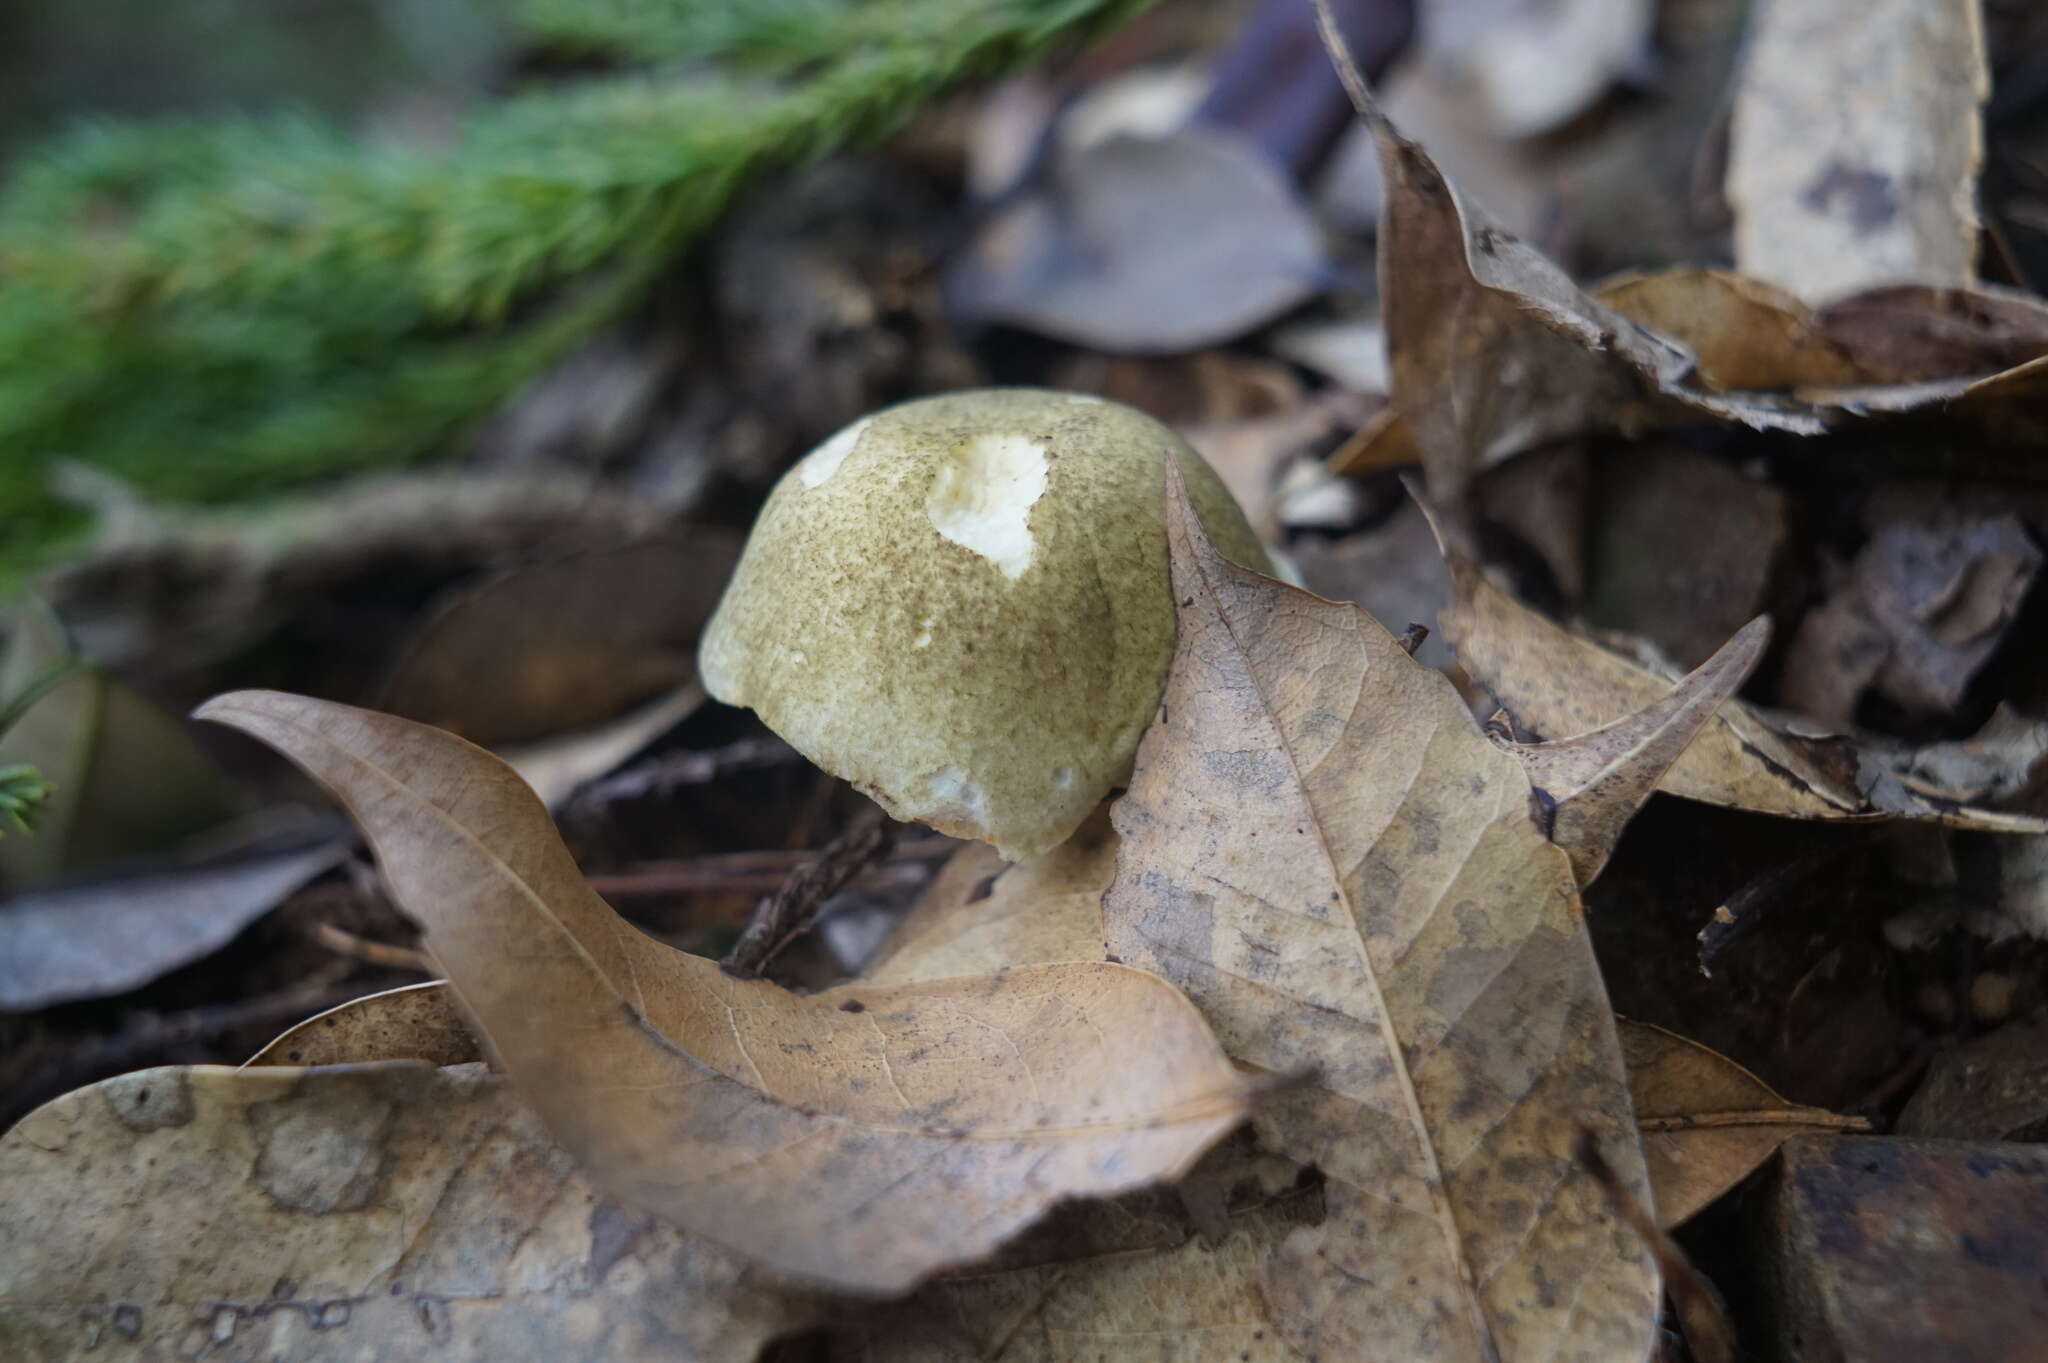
(196, 692, 1251, 1293)
(1101, 465, 1658, 1362)
(1727, 0, 1986, 304)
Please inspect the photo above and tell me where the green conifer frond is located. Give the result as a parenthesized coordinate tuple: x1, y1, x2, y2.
(0, 0, 1153, 583)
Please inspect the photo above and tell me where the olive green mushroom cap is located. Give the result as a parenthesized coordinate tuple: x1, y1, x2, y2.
(699, 388, 1272, 861)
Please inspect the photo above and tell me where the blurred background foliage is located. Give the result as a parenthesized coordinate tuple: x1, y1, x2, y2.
(0, 0, 1150, 584)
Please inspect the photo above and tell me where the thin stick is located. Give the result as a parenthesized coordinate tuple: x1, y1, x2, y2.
(587, 838, 953, 898)
(1311, 0, 1384, 125)
(722, 804, 902, 978)
(307, 921, 433, 973)
(1638, 1107, 1871, 1134)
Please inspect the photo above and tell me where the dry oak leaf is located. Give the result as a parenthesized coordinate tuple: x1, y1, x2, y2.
(0, 1063, 805, 1363)
(195, 692, 1253, 1294)
(1439, 558, 2048, 832)
(884, 824, 1846, 1233)
(1102, 464, 1660, 1362)
(1618, 1020, 1869, 1228)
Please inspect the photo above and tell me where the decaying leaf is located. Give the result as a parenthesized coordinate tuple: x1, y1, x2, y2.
(195, 692, 1253, 1293)
(0, 1063, 809, 1363)
(1619, 1020, 1870, 1228)
(1727, 0, 1987, 304)
(381, 534, 739, 747)
(1360, 98, 1819, 523)
(0, 604, 239, 887)
(246, 981, 481, 1069)
(1103, 464, 1659, 1362)
(828, 1196, 1320, 1363)
(1505, 618, 1769, 888)
(1813, 283, 2048, 383)
(1441, 554, 2048, 832)
(1445, 556, 1862, 819)
(864, 807, 1117, 987)
(883, 834, 1866, 1239)
(944, 127, 1326, 354)
(1782, 512, 2041, 729)
(1593, 268, 1874, 392)
(0, 818, 345, 1011)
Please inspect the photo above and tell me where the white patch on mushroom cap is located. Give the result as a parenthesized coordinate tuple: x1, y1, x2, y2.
(798, 417, 870, 488)
(927, 766, 990, 826)
(925, 433, 1049, 579)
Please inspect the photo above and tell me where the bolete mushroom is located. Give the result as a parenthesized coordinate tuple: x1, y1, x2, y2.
(699, 388, 1272, 860)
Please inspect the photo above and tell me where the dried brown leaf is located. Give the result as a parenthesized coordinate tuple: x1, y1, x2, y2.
(884, 835, 1861, 1221)
(828, 1196, 1319, 1362)
(1439, 558, 2048, 832)
(195, 692, 1252, 1293)
(0, 1063, 807, 1363)
(1573, 442, 1790, 667)
(864, 807, 1117, 987)
(246, 981, 481, 1069)
(1619, 1020, 1869, 1228)
(1814, 283, 2048, 383)
(1593, 268, 1875, 391)
(1362, 103, 1820, 528)
(1102, 464, 1659, 1362)
(1727, 0, 1986, 304)
(1508, 618, 1769, 888)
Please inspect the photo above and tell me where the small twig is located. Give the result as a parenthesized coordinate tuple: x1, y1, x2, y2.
(306, 921, 433, 974)
(722, 805, 900, 978)
(1576, 1130, 1739, 1363)
(1310, 0, 1389, 128)
(1637, 1107, 1871, 1135)
(588, 838, 953, 899)
(1696, 844, 1845, 978)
